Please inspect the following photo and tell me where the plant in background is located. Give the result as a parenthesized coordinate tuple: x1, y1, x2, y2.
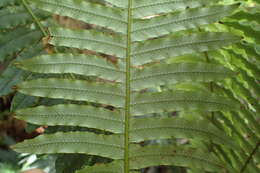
(0, 1, 56, 172)
(3, 0, 259, 173)
(209, 0, 260, 172)
(0, 0, 46, 132)
(0, 0, 47, 97)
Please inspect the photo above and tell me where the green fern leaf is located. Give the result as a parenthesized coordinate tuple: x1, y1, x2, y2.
(11, 93, 37, 111)
(12, 0, 242, 172)
(15, 104, 124, 133)
(130, 117, 236, 147)
(30, 0, 127, 33)
(129, 145, 223, 171)
(132, 0, 220, 18)
(0, 6, 46, 29)
(15, 54, 125, 82)
(230, 10, 260, 23)
(132, 32, 240, 65)
(49, 28, 126, 58)
(17, 78, 125, 107)
(0, 27, 42, 62)
(132, 62, 235, 90)
(224, 21, 260, 44)
(131, 91, 239, 115)
(12, 132, 124, 159)
(132, 4, 238, 41)
(0, 44, 43, 96)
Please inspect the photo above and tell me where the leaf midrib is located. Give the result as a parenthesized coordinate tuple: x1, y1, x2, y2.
(25, 61, 126, 73)
(20, 85, 125, 97)
(15, 140, 124, 149)
(19, 112, 123, 122)
(132, 99, 230, 106)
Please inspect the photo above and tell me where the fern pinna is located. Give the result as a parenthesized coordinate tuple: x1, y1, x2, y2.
(12, 0, 241, 172)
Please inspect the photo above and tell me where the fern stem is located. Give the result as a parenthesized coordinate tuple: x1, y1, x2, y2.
(240, 140, 260, 173)
(124, 0, 133, 172)
(21, 0, 48, 36)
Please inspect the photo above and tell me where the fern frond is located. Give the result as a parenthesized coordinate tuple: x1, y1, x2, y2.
(131, 91, 239, 115)
(49, 28, 126, 58)
(0, 6, 46, 29)
(0, 67, 25, 96)
(17, 79, 125, 107)
(11, 0, 243, 172)
(231, 10, 260, 23)
(0, 44, 44, 96)
(15, 54, 125, 82)
(211, 2, 260, 170)
(132, 62, 235, 90)
(224, 21, 260, 44)
(30, 0, 127, 33)
(219, 80, 260, 133)
(228, 80, 260, 112)
(12, 132, 124, 159)
(0, 6, 30, 28)
(235, 42, 260, 67)
(11, 93, 37, 111)
(132, 32, 240, 65)
(0, 27, 42, 62)
(226, 49, 260, 77)
(15, 104, 124, 133)
(0, 0, 49, 96)
(238, 69, 260, 96)
(132, 0, 220, 18)
(130, 117, 236, 147)
(129, 145, 223, 171)
(132, 4, 238, 41)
